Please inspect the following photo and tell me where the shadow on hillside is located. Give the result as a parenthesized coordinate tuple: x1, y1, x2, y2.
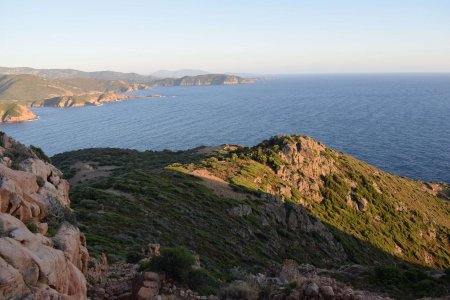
(210, 180, 450, 298)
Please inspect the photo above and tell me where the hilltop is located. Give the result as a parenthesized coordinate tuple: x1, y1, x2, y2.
(0, 66, 157, 82)
(50, 135, 450, 299)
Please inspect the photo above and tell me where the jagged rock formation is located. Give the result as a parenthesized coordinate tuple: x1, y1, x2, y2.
(0, 133, 88, 299)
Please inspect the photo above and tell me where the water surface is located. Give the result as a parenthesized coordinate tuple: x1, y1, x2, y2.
(2, 74, 449, 183)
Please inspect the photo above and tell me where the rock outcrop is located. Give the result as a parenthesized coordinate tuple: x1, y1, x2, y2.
(275, 136, 337, 202)
(0, 132, 89, 299)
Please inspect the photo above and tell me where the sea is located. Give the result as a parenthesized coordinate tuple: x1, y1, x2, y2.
(1, 74, 449, 183)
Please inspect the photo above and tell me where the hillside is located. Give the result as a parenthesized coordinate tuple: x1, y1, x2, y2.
(52, 135, 450, 299)
(0, 74, 83, 102)
(0, 74, 144, 103)
(0, 66, 156, 83)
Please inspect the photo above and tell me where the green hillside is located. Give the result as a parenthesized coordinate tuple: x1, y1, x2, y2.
(0, 74, 82, 102)
(51, 135, 450, 299)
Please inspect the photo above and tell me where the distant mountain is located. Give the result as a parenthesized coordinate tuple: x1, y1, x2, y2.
(0, 66, 157, 83)
(151, 69, 210, 78)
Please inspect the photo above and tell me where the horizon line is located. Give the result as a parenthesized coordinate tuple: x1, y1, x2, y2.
(1, 65, 449, 77)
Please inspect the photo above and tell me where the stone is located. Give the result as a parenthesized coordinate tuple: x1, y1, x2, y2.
(320, 285, 335, 300)
(304, 282, 319, 297)
(143, 272, 160, 282)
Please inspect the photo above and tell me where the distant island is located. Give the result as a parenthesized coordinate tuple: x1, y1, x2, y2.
(0, 67, 254, 123)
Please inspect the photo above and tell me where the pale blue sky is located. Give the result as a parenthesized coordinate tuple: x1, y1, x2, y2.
(1, 0, 449, 74)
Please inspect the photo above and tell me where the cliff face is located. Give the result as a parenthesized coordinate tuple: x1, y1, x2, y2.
(0, 133, 88, 299)
(174, 74, 253, 86)
(32, 93, 132, 108)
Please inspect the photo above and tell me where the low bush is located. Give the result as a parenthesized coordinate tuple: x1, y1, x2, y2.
(184, 269, 219, 295)
(145, 246, 195, 280)
(30, 145, 51, 163)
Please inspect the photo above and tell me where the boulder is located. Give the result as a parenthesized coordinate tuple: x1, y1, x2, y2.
(304, 282, 319, 297)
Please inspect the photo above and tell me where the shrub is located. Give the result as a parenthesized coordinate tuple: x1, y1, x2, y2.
(219, 281, 259, 300)
(126, 244, 144, 263)
(30, 145, 51, 163)
(184, 269, 219, 295)
(145, 246, 195, 280)
(26, 222, 39, 233)
(413, 279, 437, 296)
(371, 265, 405, 285)
(127, 251, 144, 264)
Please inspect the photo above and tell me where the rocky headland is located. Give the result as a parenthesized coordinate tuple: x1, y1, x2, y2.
(0, 104, 37, 123)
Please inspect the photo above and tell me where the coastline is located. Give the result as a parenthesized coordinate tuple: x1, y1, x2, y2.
(0, 93, 163, 124)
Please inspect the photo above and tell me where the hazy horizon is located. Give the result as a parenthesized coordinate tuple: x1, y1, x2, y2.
(1, 1, 450, 74)
(2, 64, 450, 77)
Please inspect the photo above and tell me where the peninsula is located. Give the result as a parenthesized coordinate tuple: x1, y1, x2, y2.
(0, 68, 254, 123)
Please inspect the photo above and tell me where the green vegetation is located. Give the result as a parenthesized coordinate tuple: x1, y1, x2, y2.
(184, 269, 219, 295)
(143, 247, 195, 280)
(30, 145, 51, 163)
(52, 135, 450, 299)
(367, 265, 450, 299)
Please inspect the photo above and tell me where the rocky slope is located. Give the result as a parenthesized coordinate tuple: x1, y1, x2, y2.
(52, 135, 450, 299)
(0, 133, 88, 299)
(195, 136, 450, 269)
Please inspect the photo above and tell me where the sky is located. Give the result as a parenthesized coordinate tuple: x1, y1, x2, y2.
(1, 0, 450, 74)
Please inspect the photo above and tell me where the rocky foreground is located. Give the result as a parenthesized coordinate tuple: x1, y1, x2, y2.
(0, 133, 88, 298)
(1, 133, 449, 299)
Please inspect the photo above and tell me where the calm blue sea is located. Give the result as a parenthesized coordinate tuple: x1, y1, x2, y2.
(1, 74, 449, 183)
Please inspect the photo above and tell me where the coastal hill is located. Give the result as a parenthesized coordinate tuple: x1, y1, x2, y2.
(1, 132, 449, 298)
(49, 134, 450, 299)
(0, 66, 157, 82)
(0, 68, 254, 123)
